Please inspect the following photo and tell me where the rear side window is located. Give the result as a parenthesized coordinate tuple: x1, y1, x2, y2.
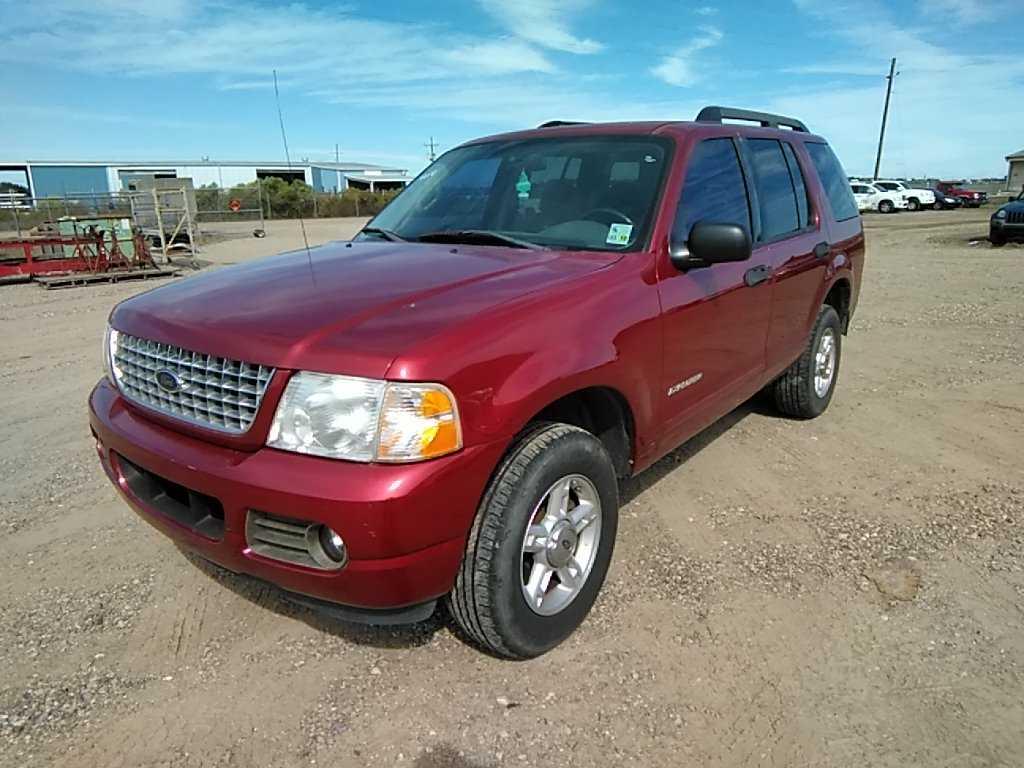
(805, 142, 859, 222)
(781, 142, 811, 229)
(746, 139, 800, 241)
(673, 138, 751, 242)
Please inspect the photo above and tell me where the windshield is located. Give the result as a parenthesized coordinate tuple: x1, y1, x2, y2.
(364, 135, 672, 251)
(876, 182, 898, 191)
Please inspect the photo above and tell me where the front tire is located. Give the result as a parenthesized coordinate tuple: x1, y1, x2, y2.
(448, 424, 619, 659)
(773, 305, 842, 419)
(907, 198, 920, 211)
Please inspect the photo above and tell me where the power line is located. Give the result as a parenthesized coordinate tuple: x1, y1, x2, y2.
(873, 57, 899, 181)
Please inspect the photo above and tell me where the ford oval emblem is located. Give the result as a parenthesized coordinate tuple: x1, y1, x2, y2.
(155, 368, 185, 394)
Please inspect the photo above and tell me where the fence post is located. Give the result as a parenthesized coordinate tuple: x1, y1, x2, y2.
(12, 203, 22, 239)
(152, 188, 169, 264)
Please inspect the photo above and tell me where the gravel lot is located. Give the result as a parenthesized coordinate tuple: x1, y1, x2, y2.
(1, 210, 1022, 768)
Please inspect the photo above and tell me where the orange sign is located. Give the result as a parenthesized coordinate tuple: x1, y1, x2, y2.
(228, 198, 242, 212)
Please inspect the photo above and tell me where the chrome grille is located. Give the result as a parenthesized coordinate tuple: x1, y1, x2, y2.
(1008, 210, 1024, 225)
(112, 332, 274, 434)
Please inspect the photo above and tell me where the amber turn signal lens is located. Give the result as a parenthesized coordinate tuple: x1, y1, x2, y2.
(376, 383, 462, 462)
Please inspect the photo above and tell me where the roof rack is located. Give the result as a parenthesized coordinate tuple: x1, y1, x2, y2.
(695, 106, 808, 133)
(537, 120, 588, 128)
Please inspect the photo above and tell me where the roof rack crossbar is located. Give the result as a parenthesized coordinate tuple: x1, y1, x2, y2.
(537, 120, 589, 128)
(695, 106, 808, 133)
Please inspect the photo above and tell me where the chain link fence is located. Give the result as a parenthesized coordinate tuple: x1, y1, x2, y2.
(194, 180, 400, 224)
(0, 180, 400, 241)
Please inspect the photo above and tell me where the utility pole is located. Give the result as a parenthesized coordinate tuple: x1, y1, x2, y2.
(873, 57, 898, 181)
(424, 136, 439, 163)
(335, 143, 340, 163)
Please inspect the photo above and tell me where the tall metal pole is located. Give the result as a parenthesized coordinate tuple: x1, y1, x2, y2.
(873, 57, 897, 181)
(425, 137, 439, 163)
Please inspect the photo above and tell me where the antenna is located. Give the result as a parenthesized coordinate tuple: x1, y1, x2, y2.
(272, 69, 314, 274)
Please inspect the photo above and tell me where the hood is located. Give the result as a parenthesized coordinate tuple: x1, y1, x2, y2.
(999, 199, 1024, 212)
(112, 241, 619, 377)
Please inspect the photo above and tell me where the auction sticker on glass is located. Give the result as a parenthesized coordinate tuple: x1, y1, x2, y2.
(606, 222, 633, 245)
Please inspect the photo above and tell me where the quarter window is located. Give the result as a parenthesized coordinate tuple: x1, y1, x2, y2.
(781, 142, 811, 229)
(746, 139, 800, 241)
(673, 138, 751, 243)
(805, 142, 859, 222)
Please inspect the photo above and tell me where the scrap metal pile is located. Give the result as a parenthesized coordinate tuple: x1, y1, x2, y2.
(0, 215, 176, 289)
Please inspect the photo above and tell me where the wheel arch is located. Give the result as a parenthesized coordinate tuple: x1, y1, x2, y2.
(523, 386, 637, 479)
(823, 277, 853, 334)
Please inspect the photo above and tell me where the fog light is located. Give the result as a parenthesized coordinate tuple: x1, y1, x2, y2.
(316, 525, 347, 566)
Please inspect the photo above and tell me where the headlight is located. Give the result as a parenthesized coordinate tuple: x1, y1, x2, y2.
(994, 209, 1007, 219)
(267, 373, 461, 463)
(103, 326, 120, 383)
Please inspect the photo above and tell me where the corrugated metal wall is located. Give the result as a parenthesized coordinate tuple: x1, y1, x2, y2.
(1009, 160, 1024, 193)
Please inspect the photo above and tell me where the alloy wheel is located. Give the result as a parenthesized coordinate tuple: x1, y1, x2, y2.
(520, 474, 602, 616)
(814, 328, 837, 398)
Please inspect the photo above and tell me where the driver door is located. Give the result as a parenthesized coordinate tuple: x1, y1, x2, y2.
(655, 136, 771, 453)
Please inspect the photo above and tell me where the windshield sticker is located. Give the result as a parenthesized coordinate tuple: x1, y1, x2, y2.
(515, 170, 532, 199)
(606, 223, 633, 245)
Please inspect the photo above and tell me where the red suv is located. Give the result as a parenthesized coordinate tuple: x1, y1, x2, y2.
(90, 107, 863, 658)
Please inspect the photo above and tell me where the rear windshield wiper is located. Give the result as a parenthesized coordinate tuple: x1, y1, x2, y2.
(416, 229, 545, 250)
(359, 226, 407, 242)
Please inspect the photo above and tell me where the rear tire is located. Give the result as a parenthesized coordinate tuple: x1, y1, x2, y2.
(879, 199, 895, 214)
(773, 305, 842, 419)
(448, 423, 619, 659)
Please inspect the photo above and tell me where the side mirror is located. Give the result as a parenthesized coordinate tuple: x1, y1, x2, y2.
(670, 221, 752, 271)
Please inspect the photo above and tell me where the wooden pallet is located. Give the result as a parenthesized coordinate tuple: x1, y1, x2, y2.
(34, 268, 178, 290)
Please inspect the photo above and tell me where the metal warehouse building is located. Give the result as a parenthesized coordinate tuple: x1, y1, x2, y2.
(1008, 149, 1024, 193)
(0, 159, 410, 198)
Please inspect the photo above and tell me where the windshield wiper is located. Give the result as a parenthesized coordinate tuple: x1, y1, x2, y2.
(416, 229, 545, 250)
(359, 226, 407, 242)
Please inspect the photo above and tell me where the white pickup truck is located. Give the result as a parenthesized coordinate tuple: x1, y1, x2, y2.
(850, 181, 907, 214)
(872, 180, 936, 212)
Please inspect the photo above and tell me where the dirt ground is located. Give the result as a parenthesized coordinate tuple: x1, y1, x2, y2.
(1, 209, 1022, 768)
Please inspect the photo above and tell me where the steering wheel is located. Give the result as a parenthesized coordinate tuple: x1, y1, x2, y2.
(581, 208, 633, 226)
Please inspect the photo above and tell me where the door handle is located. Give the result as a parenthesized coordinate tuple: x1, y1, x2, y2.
(813, 241, 831, 260)
(744, 265, 772, 287)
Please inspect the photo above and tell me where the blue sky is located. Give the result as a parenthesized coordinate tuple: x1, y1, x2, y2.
(0, 0, 1020, 179)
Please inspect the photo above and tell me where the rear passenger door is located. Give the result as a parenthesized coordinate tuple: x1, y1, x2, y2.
(739, 138, 828, 373)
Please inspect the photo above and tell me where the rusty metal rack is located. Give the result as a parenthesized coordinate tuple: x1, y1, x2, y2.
(0, 225, 176, 289)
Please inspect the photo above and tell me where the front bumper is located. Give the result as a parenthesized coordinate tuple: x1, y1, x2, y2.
(89, 379, 507, 615)
(991, 219, 1024, 241)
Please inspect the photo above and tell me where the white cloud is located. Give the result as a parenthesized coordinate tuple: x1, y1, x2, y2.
(926, 0, 998, 25)
(0, 1, 552, 86)
(443, 39, 555, 75)
(650, 26, 723, 87)
(781, 0, 1024, 176)
(476, 0, 603, 54)
(694, 5, 717, 15)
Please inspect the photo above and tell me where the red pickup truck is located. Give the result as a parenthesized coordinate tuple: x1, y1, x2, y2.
(936, 181, 989, 208)
(90, 107, 863, 658)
